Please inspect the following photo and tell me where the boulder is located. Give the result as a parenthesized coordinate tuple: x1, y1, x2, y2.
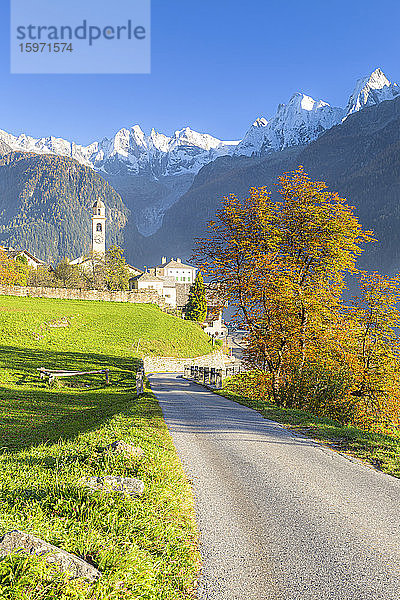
(0, 530, 101, 582)
(83, 475, 144, 497)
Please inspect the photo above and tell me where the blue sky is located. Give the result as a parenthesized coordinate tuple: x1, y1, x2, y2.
(1, 0, 400, 144)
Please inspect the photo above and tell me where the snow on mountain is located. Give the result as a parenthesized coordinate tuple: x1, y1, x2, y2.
(345, 68, 400, 117)
(0, 125, 239, 178)
(235, 93, 344, 157)
(236, 68, 400, 157)
(1, 68, 399, 173)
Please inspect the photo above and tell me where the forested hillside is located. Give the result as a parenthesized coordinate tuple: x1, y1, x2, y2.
(0, 152, 138, 264)
(142, 96, 400, 274)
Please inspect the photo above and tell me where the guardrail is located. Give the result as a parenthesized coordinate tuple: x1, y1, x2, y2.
(183, 364, 242, 388)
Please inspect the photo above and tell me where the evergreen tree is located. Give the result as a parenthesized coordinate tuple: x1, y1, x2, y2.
(185, 272, 207, 322)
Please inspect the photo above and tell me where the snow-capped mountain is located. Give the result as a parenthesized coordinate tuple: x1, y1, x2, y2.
(0, 68, 398, 172)
(235, 94, 344, 156)
(345, 68, 400, 116)
(0, 125, 239, 178)
(0, 67, 399, 237)
(236, 68, 400, 157)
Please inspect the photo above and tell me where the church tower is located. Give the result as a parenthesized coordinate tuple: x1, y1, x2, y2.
(91, 200, 106, 255)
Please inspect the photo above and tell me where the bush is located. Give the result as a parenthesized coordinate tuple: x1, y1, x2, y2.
(278, 364, 356, 423)
(224, 366, 357, 424)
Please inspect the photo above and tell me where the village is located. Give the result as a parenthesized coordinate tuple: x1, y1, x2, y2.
(0, 198, 228, 342)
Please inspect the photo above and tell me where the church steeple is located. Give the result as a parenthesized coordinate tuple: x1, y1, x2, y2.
(92, 200, 106, 255)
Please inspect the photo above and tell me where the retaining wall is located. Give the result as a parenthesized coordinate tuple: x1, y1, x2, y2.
(0, 284, 169, 310)
(143, 350, 233, 374)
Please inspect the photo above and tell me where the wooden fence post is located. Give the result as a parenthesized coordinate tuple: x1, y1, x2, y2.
(136, 369, 144, 395)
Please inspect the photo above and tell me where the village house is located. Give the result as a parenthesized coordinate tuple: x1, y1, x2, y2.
(129, 272, 177, 308)
(203, 307, 228, 340)
(129, 257, 198, 310)
(0, 246, 46, 269)
(153, 257, 196, 283)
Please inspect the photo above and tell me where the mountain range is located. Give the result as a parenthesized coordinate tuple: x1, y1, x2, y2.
(1, 67, 400, 270)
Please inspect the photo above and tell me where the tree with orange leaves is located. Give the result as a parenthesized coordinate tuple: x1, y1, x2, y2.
(0, 248, 21, 285)
(342, 271, 400, 429)
(193, 167, 374, 404)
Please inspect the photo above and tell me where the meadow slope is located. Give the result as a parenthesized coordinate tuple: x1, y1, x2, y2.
(0, 296, 211, 599)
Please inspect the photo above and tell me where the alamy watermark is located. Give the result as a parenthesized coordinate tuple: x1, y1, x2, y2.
(11, 0, 151, 74)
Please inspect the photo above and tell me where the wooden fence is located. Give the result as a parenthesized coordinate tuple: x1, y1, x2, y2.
(184, 364, 242, 388)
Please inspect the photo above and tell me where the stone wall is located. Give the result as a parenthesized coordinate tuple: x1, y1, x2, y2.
(143, 350, 232, 373)
(0, 284, 169, 310)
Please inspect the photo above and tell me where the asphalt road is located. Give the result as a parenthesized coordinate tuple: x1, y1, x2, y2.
(149, 373, 400, 600)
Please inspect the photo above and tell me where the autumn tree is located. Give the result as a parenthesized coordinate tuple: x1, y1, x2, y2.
(185, 272, 207, 322)
(14, 255, 31, 286)
(0, 249, 20, 284)
(342, 271, 400, 429)
(193, 167, 374, 403)
(80, 252, 107, 290)
(28, 265, 54, 287)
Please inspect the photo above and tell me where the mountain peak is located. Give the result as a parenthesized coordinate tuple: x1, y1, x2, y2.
(346, 68, 400, 116)
(252, 117, 268, 127)
(236, 91, 344, 157)
(365, 67, 390, 88)
(286, 92, 331, 112)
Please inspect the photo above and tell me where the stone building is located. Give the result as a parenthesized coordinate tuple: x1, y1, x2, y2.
(153, 257, 197, 284)
(129, 256, 199, 310)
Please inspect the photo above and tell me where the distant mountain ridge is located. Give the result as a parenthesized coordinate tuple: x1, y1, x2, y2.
(0, 125, 239, 178)
(1, 67, 400, 267)
(236, 68, 400, 157)
(0, 68, 398, 237)
(1, 69, 397, 173)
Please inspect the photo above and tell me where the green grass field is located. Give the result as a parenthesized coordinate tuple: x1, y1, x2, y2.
(0, 296, 210, 598)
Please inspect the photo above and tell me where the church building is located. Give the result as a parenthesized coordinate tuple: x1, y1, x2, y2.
(70, 200, 142, 277)
(91, 199, 106, 255)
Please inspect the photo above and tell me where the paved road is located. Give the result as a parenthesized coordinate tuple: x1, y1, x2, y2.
(149, 373, 400, 600)
(227, 333, 245, 363)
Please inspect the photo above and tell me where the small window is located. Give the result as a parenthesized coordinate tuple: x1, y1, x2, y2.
(98, 209, 101, 215)
(96, 223, 102, 232)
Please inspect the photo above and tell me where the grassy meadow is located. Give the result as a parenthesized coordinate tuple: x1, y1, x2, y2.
(0, 296, 211, 599)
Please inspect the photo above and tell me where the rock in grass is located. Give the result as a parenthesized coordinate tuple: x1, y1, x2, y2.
(0, 530, 101, 582)
(104, 440, 144, 458)
(83, 475, 144, 497)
